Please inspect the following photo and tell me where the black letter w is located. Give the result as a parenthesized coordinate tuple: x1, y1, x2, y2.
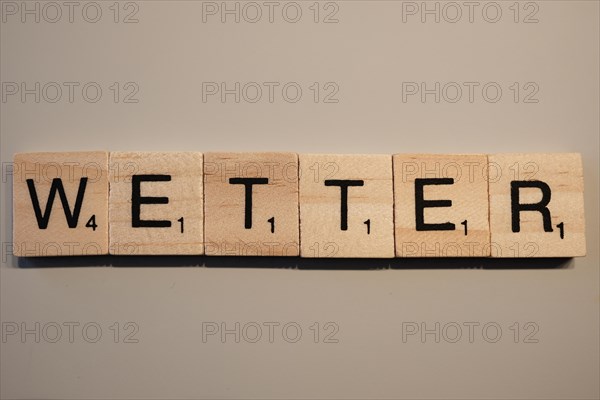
(26, 178, 88, 229)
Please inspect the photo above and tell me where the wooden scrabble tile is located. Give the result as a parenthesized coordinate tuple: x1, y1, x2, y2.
(109, 152, 204, 255)
(299, 154, 395, 258)
(488, 153, 586, 257)
(13, 151, 109, 256)
(393, 154, 490, 257)
(204, 152, 299, 256)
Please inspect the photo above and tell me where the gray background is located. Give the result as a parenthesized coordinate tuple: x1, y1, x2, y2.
(1, 1, 599, 399)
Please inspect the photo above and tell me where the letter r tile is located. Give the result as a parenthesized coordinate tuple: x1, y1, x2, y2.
(393, 154, 490, 257)
(109, 152, 204, 255)
(299, 154, 395, 258)
(203, 152, 299, 256)
(488, 153, 585, 257)
(13, 151, 109, 256)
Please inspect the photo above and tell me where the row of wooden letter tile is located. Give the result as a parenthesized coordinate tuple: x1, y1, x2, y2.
(12, 152, 586, 258)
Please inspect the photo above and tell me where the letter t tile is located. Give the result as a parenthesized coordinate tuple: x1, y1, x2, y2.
(203, 152, 299, 256)
(299, 154, 395, 258)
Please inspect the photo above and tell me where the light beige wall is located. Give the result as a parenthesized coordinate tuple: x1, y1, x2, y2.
(1, 1, 598, 399)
